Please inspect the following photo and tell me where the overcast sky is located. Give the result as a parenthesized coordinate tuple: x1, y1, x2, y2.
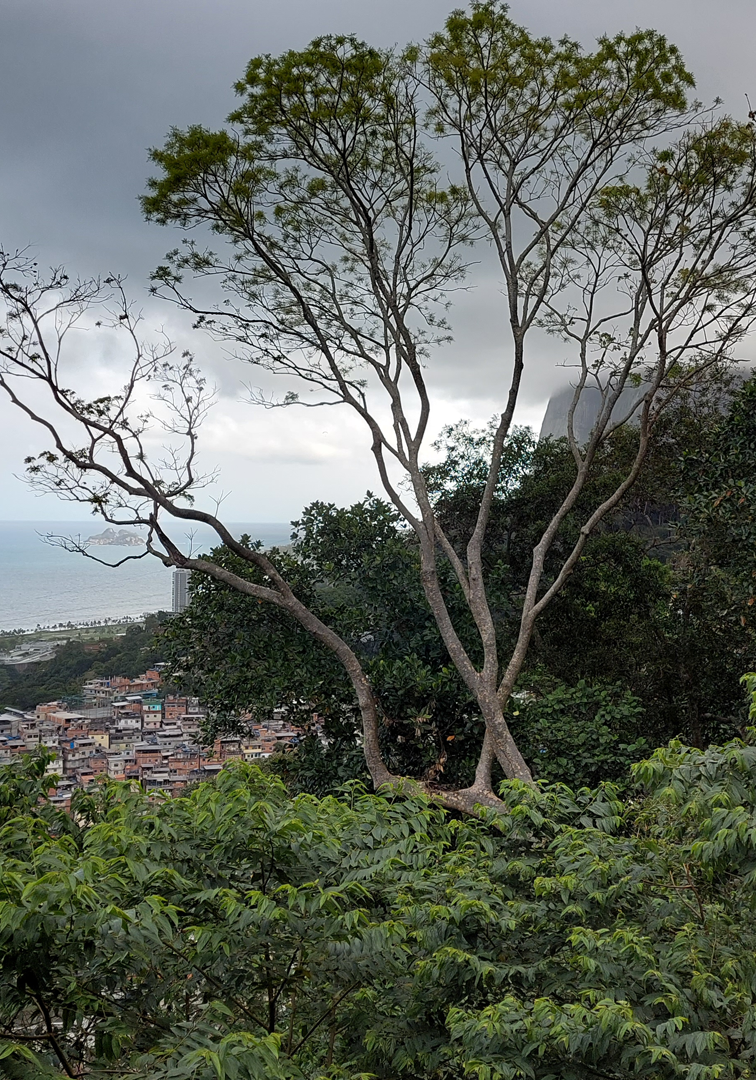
(1, 0, 754, 522)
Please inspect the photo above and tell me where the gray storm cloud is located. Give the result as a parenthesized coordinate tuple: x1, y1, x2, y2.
(1, 0, 754, 519)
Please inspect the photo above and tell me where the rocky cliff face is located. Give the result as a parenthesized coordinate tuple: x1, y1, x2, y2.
(538, 382, 649, 444)
(538, 368, 752, 444)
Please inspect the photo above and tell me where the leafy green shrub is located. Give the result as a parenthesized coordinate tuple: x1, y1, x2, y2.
(509, 679, 649, 788)
(3, 695, 756, 1078)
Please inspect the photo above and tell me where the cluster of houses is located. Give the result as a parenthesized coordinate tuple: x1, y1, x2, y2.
(0, 666, 303, 809)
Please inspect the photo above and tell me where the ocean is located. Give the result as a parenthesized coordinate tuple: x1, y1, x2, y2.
(0, 521, 292, 632)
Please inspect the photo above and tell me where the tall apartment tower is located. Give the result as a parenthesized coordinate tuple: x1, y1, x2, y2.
(171, 569, 190, 614)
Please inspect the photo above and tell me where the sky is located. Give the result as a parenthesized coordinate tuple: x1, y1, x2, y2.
(1, 0, 754, 522)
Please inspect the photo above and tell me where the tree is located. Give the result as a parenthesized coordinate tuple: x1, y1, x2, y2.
(3, 3, 756, 814)
(165, 375, 756, 786)
(679, 374, 756, 611)
(489, 384, 756, 749)
(162, 498, 492, 793)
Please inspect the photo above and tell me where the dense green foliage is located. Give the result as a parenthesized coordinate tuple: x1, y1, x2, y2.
(161, 500, 480, 792)
(0, 616, 167, 711)
(3, 705, 756, 1078)
(664, 376, 756, 744)
(162, 379, 756, 791)
(508, 680, 649, 790)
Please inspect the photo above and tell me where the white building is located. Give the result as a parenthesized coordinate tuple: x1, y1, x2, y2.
(171, 569, 190, 613)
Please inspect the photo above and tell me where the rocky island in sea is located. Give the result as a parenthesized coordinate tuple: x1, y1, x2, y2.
(87, 528, 146, 547)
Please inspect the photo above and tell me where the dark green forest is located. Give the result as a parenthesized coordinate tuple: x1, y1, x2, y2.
(162, 377, 756, 795)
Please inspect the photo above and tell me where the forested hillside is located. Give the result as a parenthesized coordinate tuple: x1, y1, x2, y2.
(0, 616, 167, 711)
(163, 379, 756, 794)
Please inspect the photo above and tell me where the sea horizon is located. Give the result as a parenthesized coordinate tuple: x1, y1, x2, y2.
(0, 520, 292, 632)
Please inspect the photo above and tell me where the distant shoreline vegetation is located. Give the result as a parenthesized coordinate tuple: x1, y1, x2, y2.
(0, 613, 159, 645)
